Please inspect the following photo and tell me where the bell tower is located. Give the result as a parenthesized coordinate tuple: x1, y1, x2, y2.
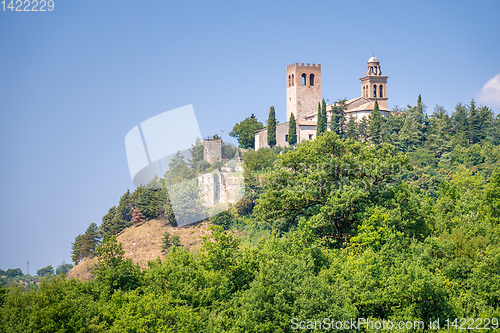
(359, 56, 388, 110)
(286, 63, 321, 122)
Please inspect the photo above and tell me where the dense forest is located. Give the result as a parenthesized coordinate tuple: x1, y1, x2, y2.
(1, 97, 500, 332)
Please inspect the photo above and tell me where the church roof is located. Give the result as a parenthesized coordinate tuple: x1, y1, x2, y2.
(368, 56, 379, 63)
(345, 99, 390, 113)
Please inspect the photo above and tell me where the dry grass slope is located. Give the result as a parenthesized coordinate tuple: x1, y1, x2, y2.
(67, 219, 211, 281)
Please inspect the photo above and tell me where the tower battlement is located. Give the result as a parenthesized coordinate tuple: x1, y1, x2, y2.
(287, 63, 321, 69)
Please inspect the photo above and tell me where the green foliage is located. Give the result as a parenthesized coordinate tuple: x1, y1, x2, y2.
(110, 190, 133, 233)
(135, 180, 167, 221)
(171, 234, 181, 247)
(230, 114, 264, 149)
(330, 99, 346, 137)
(93, 236, 142, 293)
(316, 99, 327, 136)
(161, 231, 171, 252)
(188, 137, 205, 171)
(36, 265, 54, 277)
(368, 99, 384, 144)
(209, 209, 234, 230)
(22, 97, 500, 331)
(267, 106, 277, 147)
(242, 147, 276, 172)
(255, 131, 409, 247)
(71, 223, 101, 264)
(287, 112, 297, 145)
(55, 260, 73, 275)
(4, 268, 23, 278)
(485, 167, 500, 221)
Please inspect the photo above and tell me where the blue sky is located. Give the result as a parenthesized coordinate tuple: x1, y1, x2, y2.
(1, 0, 499, 273)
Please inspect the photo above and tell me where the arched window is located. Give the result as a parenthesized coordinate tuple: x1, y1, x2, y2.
(370, 67, 374, 74)
(363, 86, 366, 97)
(288, 75, 291, 87)
(301, 73, 306, 86)
(310, 74, 315, 86)
(292, 74, 294, 86)
(373, 85, 377, 98)
(379, 85, 383, 98)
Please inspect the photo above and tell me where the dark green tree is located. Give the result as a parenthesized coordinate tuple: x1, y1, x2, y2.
(81, 223, 101, 257)
(452, 102, 469, 146)
(55, 260, 73, 275)
(369, 99, 384, 144)
(4, 268, 23, 278)
(71, 234, 84, 264)
(161, 231, 172, 252)
(316, 100, 327, 136)
(427, 105, 452, 158)
(330, 99, 346, 137)
(288, 112, 297, 145)
(415, 94, 425, 126)
(36, 265, 55, 277)
(109, 196, 132, 235)
(100, 206, 117, 239)
(267, 106, 277, 147)
(135, 177, 168, 220)
(230, 114, 264, 149)
(345, 115, 358, 140)
(468, 99, 480, 144)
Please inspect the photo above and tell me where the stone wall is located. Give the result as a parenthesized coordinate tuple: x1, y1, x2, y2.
(254, 122, 290, 150)
(198, 167, 244, 208)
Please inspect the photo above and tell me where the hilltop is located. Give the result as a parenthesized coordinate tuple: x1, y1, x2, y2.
(67, 219, 211, 281)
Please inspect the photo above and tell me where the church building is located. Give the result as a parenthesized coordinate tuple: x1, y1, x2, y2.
(254, 56, 390, 149)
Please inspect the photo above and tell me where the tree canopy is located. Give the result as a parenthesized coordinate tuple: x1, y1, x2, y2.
(229, 114, 263, 149)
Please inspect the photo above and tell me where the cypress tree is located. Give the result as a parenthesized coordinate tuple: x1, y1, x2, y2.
(468, 98, 480, 144)
(415, 94, 424, 124)
(369, 99, 383, 144)
(322, 98, 328, 131)
(331, 99, 346, 137)
(288, 112, 297, 145)
(316, 101, 327, 136)
(267, 106, 276, 147)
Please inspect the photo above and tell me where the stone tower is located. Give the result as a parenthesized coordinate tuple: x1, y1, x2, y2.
(203, 138, 222, 164)
(359, 56, 388, 110)
(286, 63, 321, 121)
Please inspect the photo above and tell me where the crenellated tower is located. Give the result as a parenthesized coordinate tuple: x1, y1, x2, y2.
(286, 63, 321, 122)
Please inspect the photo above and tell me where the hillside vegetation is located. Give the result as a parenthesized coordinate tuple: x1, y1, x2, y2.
(67, 219, 210, 281)
(1, 97, 500, 332)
